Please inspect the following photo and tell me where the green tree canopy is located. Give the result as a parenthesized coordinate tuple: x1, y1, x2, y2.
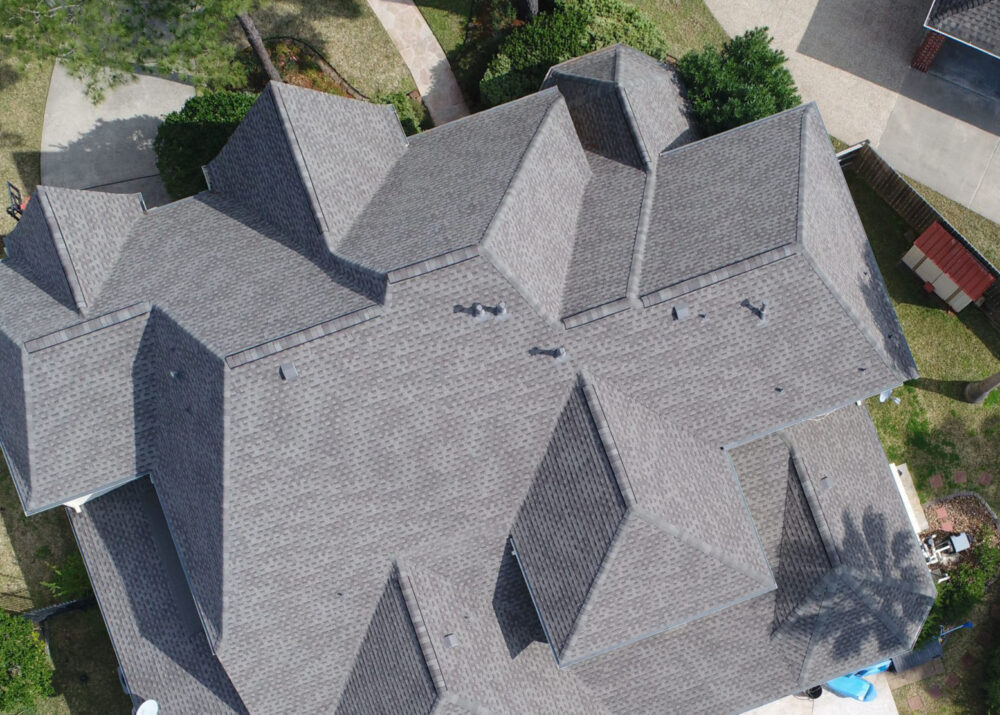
(0, 0, 252, 100)
(479, 0, 666, 107)
(677, 27, 800, 136)
(0, 610, 53, 711)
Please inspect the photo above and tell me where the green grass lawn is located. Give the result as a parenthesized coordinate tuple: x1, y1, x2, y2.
(847, 171, 1000, 715)
(0, 59, 53, 243)
(627, 0, 728, 59)
(849, 172, 1000, 505)
(254, 0, 417, 98)
(415, 0, 472, 56)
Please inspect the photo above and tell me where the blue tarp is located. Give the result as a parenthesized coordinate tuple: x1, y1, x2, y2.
(825, 660, 891, 701)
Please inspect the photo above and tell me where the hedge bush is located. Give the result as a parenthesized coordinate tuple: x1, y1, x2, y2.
(0, 610, 53, 711)
(677, 27, 800, 136)
(378, 92, 426, 136)
(154, 91, 258, 200)
(480, 0, 666, 107)
(916, 528, 1000, 649)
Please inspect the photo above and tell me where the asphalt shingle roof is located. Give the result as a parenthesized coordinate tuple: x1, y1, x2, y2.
(927, 0, 1000, 58)
(0, 46, 930, 715)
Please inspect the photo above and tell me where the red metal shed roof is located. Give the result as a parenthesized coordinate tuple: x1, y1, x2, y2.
(915, 222, 996, 300)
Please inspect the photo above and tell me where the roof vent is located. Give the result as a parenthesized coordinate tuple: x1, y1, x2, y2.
(472, 303, 488, 321)
(819, 476, 833, 492)
(169, 370, 181, 380)
(494, 301, 508, 321)
(443, 633, 460, 648)
(279, 362, 299, 382)
(554, 346, 568, 363)
(741, 298, 767, 322)
(672, 303, 690, 321)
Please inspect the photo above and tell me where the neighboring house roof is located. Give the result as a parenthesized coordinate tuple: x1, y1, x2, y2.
(925, 0, 1000, 59)
(0, 45, 930, 714)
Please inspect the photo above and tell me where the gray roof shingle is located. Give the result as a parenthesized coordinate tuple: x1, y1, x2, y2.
(927, 0, 1000, 57)
(0, 45, 931, 715)
(68, 478, 246, 713)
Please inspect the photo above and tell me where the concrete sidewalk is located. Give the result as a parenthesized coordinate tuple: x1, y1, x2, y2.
(704, 0, 1000, 225)
(365, 0, 469, 125)
(744, 672, 898, 714)
(40, 64, 194, 207)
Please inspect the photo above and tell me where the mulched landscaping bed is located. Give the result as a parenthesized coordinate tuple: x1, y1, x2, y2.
(923, 492, 1000, 575)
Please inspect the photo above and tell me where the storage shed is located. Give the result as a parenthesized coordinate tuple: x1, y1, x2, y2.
(902, 222, 995, 311)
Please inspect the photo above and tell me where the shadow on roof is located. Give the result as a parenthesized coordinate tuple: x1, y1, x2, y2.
(491, 540, 546, 660)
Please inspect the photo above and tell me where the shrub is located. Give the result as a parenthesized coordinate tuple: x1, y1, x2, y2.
(480, 0, 666, 107)
(916, 528, 1000, 648)
(677, 27, 800, 136)
(379, 92, 426, 136)
(0, 610, 53, 710)
(154, 91, 258, 200)
(41, 552, 92, 601)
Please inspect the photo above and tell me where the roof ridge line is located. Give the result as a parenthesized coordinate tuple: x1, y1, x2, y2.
(795, 573, 838, 688)
(658, 103, 813, 162)
(268, 83, 331, 239)
(479, 93, 577, 251)
(639, 244, 798, 308)
(625, 168, 655, 306)
(578, 372, 638, 504)
(479, 94, 589, 328)
(581, 373, 773, 588)
(794, 108, 914, 382)
(395, 562, 447, 697)
(23, 301, 152, 353)
(615, 85, 652, 171)
(224, 305, 384, 368)
(558, 509, 631, 662)
(632, 504, 775, 587)
(782, 433, 841, 568)
(37, 188, 87, 312)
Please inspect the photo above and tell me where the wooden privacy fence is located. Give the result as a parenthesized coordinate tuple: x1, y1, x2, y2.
(838, 142, 1000, 323)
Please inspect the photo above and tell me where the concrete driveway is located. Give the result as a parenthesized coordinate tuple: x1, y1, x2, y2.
(704, 0, 1000, 225)
(41, 64, 194, 207)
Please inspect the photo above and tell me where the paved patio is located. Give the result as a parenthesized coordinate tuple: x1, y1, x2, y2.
(40, 64, 194, 207)
(704, 0, 1000, 225)
(744, 672, 898, 714)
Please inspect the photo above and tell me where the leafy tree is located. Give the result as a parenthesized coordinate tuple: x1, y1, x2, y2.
(41, 553, 92, 601)
(480, 0, 666, 107)
(0, 610, 53, 711)
(154, 91, 258, 200)
(0, 0, 253, 101)
(677, 27, 800, 135)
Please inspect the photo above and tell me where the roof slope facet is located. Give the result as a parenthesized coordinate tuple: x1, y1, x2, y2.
(513, 375, 773, 666)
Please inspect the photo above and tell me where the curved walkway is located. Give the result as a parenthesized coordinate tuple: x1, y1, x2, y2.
(41, 64, 194, 207)
(365, 0, 469, 125)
